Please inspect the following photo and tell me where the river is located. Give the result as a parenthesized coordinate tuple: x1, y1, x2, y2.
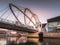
(0, 37, 60, 45)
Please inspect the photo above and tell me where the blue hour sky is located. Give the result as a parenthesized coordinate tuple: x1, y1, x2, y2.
(0, 0, 60, 23)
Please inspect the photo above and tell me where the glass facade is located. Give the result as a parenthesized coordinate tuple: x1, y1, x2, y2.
(48, 21, 60, 32)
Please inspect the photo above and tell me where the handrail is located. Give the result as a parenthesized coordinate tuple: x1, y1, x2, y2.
(0, 18, 37, 30)
(0, 18, 16, 25)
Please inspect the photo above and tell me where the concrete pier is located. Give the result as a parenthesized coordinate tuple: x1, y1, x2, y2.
(43, 32, 60, 38)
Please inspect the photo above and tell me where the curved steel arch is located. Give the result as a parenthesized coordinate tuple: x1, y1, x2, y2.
(9, 3, 22, 24)
(24, 8, 41, 28)
(9, 3, 35, 26)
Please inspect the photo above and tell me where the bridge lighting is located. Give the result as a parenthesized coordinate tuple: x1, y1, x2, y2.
(10, 31, 17, 34)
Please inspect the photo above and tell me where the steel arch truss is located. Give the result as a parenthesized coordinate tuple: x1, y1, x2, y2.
(9, 3, 41, 31)
(9, 3, 35, 25)
(24, 8, 42, 29)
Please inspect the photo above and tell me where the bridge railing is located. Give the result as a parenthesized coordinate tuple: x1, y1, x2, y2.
(0, 18, 37, 30)
(0, 18, 16, 25)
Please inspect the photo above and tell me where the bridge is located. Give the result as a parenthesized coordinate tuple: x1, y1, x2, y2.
(0, 3, 41, 33)
(0, 18, 37, 33)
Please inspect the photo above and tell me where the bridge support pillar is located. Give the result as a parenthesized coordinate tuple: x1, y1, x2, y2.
(39, 32, 43, 42)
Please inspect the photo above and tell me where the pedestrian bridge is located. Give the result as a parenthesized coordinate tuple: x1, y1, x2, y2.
(0, 18, 38, 33)
(0, 3, 41, 33)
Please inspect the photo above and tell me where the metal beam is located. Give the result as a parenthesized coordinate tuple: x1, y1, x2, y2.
(0, 21, 38, 33)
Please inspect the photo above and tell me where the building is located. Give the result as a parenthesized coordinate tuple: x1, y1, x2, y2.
(47, 16, 60, 32)
(42, 23, 47, 32)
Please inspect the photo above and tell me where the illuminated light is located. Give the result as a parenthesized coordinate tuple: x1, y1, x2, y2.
(10, 31, 17, 34)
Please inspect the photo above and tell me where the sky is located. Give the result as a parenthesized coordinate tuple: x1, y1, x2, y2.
(0, 0, 60, 24)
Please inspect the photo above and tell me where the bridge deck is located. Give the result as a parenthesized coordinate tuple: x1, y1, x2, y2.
(0, 21, 38, 33)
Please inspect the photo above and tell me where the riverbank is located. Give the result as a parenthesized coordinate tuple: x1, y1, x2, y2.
(43, 32, 60, 39)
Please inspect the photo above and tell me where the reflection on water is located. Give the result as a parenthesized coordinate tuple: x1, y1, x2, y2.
(0, 39, 6, 45)
(0, 37, 60, 45)
(43, 38, 60, 45)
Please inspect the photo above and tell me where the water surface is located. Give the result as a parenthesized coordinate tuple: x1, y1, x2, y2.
(0, 37, 60, 45)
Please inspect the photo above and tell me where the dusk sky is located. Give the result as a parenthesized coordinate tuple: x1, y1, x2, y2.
(0, 0, 60, 23)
